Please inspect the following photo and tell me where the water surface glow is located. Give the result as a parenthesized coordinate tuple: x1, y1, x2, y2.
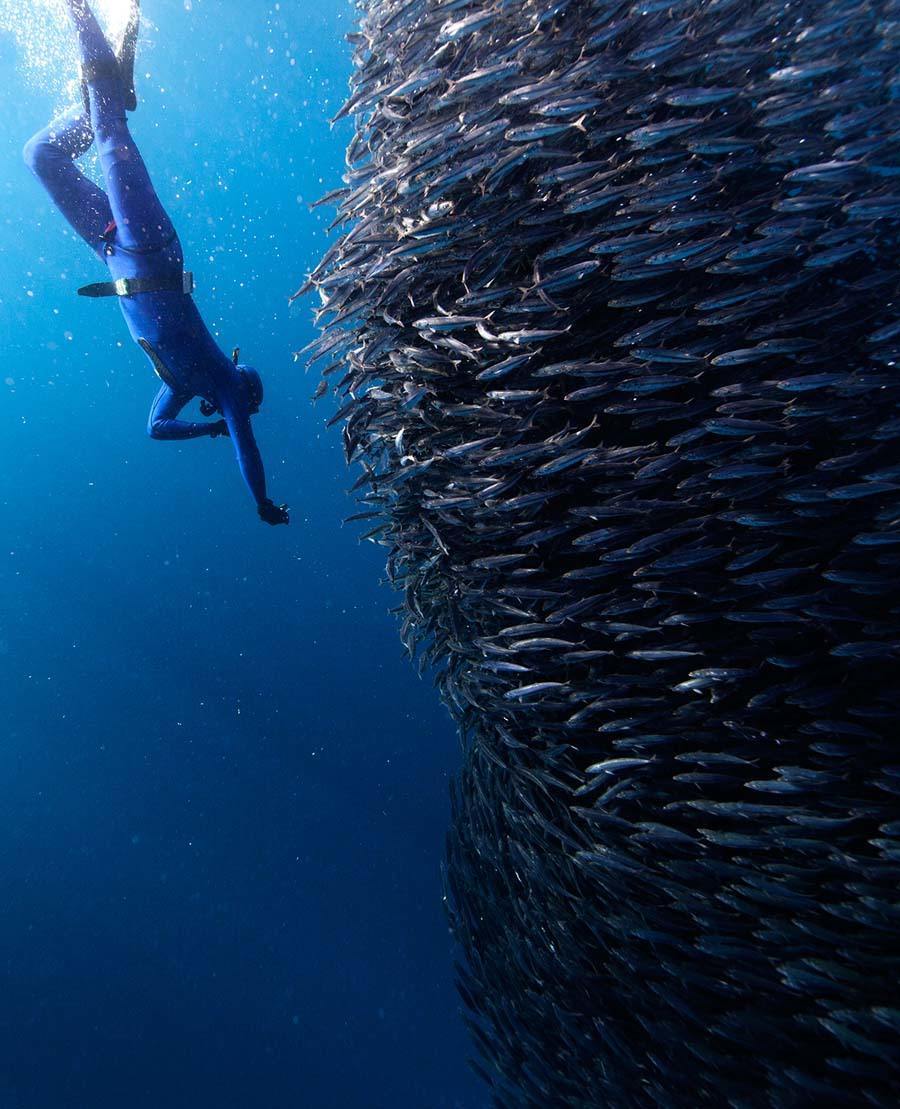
(0, 0, 136, 106)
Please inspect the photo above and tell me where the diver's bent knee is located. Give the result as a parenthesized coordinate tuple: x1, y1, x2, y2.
(22, 135, 55, 177)
(147, 421, 163, 440)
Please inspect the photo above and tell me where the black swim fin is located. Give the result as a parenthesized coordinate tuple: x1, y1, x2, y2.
(78, 2, 140, 117)
(119, 0, 141, 113)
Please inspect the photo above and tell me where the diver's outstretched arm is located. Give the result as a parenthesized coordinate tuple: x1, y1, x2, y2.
(221, 406, 290, 525)
(148, 385, 228, 442)
(223, 407, 267, 502)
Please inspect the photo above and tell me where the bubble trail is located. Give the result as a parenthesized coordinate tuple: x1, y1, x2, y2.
(0, 0, 137, 104)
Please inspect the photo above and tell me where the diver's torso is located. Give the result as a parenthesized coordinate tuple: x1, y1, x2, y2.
(103, 232, 233, 399)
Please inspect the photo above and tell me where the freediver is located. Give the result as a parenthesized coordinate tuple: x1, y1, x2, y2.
(23, 0, 290, 526)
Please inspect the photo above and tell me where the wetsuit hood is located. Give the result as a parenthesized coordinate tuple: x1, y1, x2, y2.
(197, 363, 263, 418)
(239, 365, 264, 413)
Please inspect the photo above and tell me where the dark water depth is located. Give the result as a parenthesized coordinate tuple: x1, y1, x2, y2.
(0, 2, 481, 1105)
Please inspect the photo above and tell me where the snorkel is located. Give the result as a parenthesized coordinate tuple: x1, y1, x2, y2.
(241, 366, 264, 416)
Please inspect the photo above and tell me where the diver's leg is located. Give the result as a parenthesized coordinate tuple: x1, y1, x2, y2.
(23, 107, 113, 258)
(65, 0, 176, 253)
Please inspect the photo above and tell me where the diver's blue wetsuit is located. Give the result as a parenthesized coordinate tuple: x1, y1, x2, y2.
(23, 0, 289, 525)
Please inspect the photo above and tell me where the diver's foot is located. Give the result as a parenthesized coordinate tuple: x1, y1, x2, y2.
(78, 57, 121, 119)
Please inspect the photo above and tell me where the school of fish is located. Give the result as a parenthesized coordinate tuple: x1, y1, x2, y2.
(301, 0, 900, 1104)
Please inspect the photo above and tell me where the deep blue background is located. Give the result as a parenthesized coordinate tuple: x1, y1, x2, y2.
(0, 2, 482, 1105)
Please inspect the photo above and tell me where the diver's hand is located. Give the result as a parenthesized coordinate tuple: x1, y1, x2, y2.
(258, 499, 290, 526)
(209, 419, 230, 439)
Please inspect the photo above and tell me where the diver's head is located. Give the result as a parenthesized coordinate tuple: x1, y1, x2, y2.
(238, 365, 264, 415)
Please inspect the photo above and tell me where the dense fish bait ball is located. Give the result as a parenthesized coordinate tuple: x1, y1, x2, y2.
(304, 0, 900, 1104)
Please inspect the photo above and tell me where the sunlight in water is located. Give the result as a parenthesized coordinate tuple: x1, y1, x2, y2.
(0, 0, 135, 106)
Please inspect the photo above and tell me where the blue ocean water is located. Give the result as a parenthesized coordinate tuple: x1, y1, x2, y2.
(0, 3, 482, 1106)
